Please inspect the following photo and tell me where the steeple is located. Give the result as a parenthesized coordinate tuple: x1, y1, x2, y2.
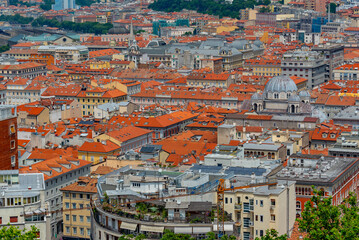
(129, 19, 134, 45)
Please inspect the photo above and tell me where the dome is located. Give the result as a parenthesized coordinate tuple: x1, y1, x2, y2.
(288, 93, 300, 102)
(264, 75, 298, 93)
(299, 90, 310, 97)
(251, 92, 263, 100)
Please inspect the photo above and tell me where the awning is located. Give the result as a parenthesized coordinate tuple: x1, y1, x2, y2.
(34, 209, 42, 214)
(140, 225, 164, 233)
(120, 222, 137, 231)
(193, 227, 211, 234)
(213, 224, 234, 232)
(174, 227, 192, 234)
(25, 211, 33, 216)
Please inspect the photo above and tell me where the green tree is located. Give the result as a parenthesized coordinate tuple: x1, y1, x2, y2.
(328, 3, 336, 14)
(0, 225, 39, 239)
(298, 187, 359, 240)
(135, 234, 146, 240)
(0, 44, 10, 53)
(161, 230, 195, 240)
(255, 229, 287, 240)
(259, 7, 270, 13)
(205, 232, 216, 240)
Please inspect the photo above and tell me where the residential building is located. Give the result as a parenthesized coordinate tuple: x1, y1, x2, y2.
(276, 154, 359, 217)
(76, 87, 127, 117)
(244, 59, 282, 77)
(94, 126, 153, 155)
(93, 102, 139, 119)
(17, 105, 50, 127)
(52, 0, 77, 11)
(0, 62, 47, 80)
(187, 72, 232, 88)
(281, 51, 326, 89)
(38, 46, 89, 63)
(61, 177, 97, 240)
(0, 171, 50, 240)
(78, 141, 122, 165)
(304, 0, 326, 13)
(20, 156, 92, 239)
(312, 44, 344, 80)
(223, 180, 296, 240)
(0, 106, 18, 170)
(333, 63, 359, 80)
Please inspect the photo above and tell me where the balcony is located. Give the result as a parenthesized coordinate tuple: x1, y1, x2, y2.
(235, 204, 242, 210)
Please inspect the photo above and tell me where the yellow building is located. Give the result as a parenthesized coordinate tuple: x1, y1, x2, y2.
(76, 87, 127, 117)
(78, 140, 121, 164)
(244, 59, 282, 76)
(61, 177, 98, 239)
(223, 180, 296, 239)
(89, 61, 110, 70)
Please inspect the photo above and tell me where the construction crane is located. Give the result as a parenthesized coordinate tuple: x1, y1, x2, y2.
(216, 179, 277, 239)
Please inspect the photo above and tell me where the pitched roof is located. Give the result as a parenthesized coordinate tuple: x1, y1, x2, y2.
(60, 176, 97, 193)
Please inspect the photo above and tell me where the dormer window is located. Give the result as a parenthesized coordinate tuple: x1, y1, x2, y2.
(330, 134, 336, 139)
(274, 93, 279, 99)
(322, 133, 328, 138)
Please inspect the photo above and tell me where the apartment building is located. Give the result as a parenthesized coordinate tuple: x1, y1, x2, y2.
(276, 154, 359, 217)
(187, 72, 232, 88)
(0, 106, 18, 170)
(0, 171, 50, 240)
(20, 157, 92, 239)
(244, 59, 282, 76)
(0, 62, 47, 80)
(281, 51, 326, 89)
(333, 63, 359, 80)
(223, 180, 296, 240)
(61, 177, 97, 240)
(312, 44, 344, 80)
(76, 87, 127, 117)
(38, 45, 89, 63)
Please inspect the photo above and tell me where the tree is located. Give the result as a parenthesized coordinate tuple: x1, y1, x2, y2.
(0, 225, 39, 239)
(161, 230, 195, 240)
(328, 3, 336, 14)
(205, 232, 216, 240)
(0, 44, 10, 53)
(259, 7, 270, 13)
(298, 187, 359, 240)
(255, 229, 287, 240)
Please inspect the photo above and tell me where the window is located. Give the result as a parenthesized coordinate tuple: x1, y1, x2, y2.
(73, 215, 77, 222)
(271, 199, 276, 206)
(260, 215, 263, 222)
(10, 140, 15, 149)
(80, 228, 84, 235)
(10, 216, 18, 223)
(10, 125, 15, 134)
(271, 214, 276, 221)
(72, 193, 76, 198)
(73, 227, 77, 234)
(65, 202, 70, 209)
(80, 204, 84, 209)
(260, 200, 263, 207)
(65, 192, 69, 198)
(87, 194, 91, 199)
(87, 229, 91, 236)
(65, 214, 70, 221)
(72, 203, 76, 209)
(87, 216, 91, 223)
(80, 194, 83, 199)
(66, 227, 70, 233)
(80, 215, 84, 222)
(260, 230, 264, 237)
(0, 217, 2, 224)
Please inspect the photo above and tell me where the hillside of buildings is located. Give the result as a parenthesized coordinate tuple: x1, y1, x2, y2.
(0, 0, 358, 239)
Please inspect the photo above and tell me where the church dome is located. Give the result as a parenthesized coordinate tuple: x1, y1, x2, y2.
(299, 90, 310, 97)
(288, 93, 300, 102)
(264, 75, 298, 93)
